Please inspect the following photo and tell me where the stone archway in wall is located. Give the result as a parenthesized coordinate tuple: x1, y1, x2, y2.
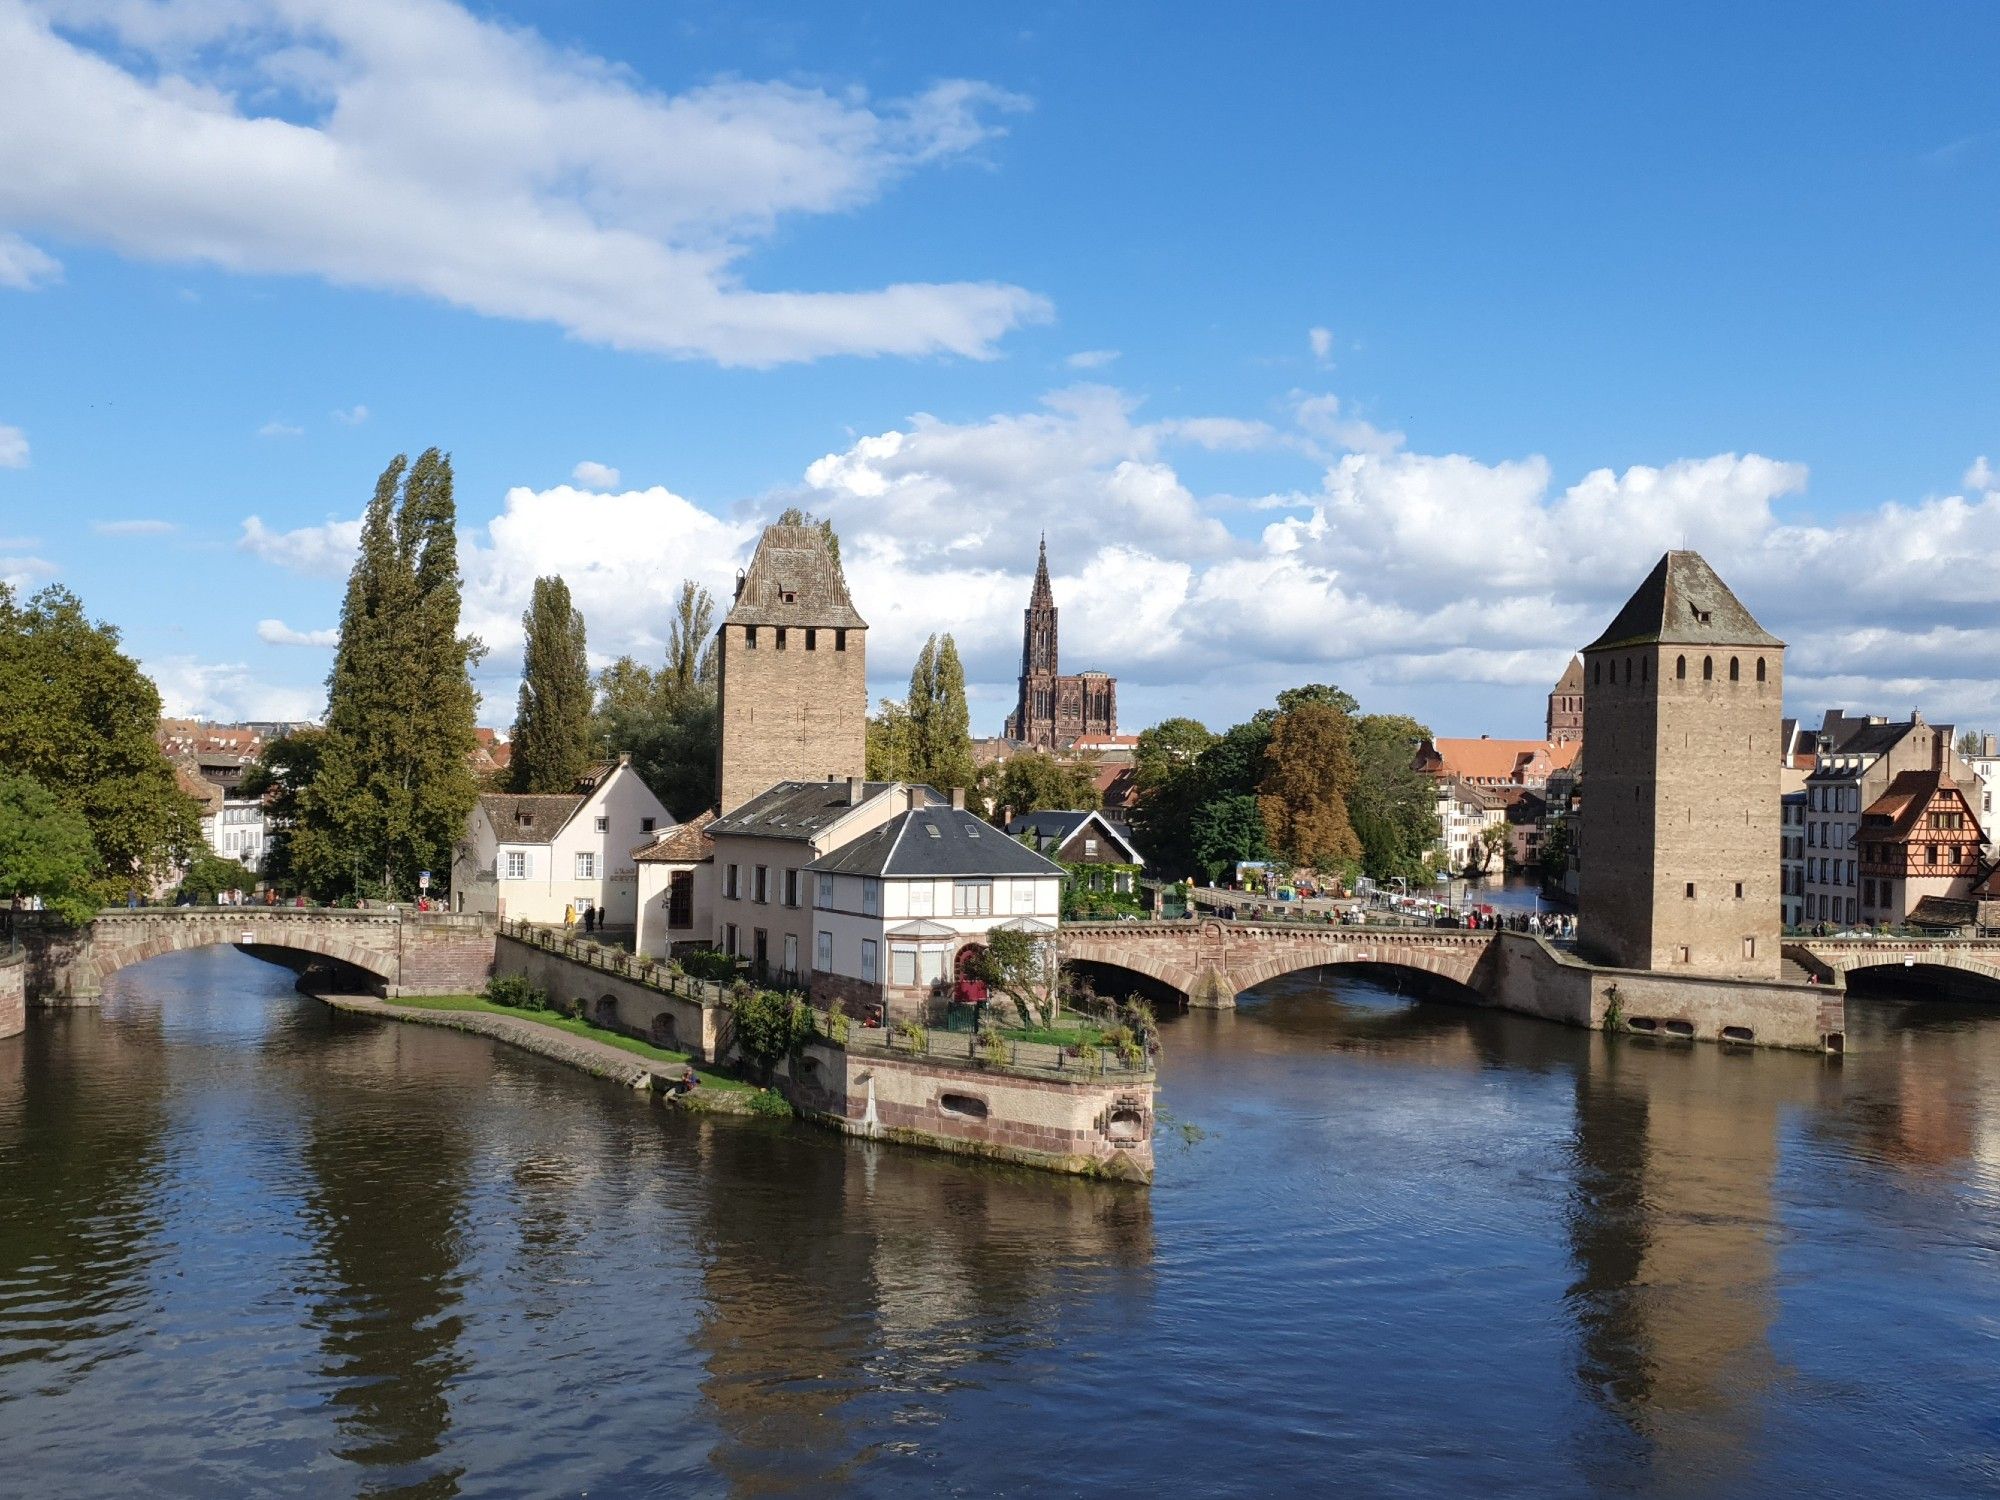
(1835, 954, 2000, 1002)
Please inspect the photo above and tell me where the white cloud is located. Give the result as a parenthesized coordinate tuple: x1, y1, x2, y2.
(1967, 455, 1994, 494)
(258, 419, 304, 439)
(1066, 349, 1120, 369)
(331, 404, 368, 425)
(145, 654, 324, 722)
(1308, 326, 1333, 366)
(571, 460, 621, 490)
(0, 1, 1049, 365)
(91, 518, 177, 536)
(257, 618, 339, 647)
(0, 423, 27, 467)
(0, 554, 57, 590)
(0, 230, 59, 289)
(238, 513, 363, 575)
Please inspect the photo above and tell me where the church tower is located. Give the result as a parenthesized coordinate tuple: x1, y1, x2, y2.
(1005, 537, 1062, 748)
(714, 522, 868, 816)
(1547, 655, 1585, 746)
(1578, 551, 1783, 979)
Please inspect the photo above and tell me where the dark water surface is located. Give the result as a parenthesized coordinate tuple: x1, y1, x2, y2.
(4, 948, 2000, 1497)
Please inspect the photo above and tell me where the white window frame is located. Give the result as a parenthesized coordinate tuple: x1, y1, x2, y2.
(890, 944, 917, 986)
(907, 881, 933, 916)
(816, 873, 833, 908)
(575, 852, 596, 879)
(595, 815, 609, 833)
(953, 879, 993, 917)
(505, 851, 528, 879)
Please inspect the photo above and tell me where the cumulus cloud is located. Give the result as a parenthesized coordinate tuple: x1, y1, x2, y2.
(146, 654, 324, 722)
(257, 618, 339, 648)
(331, 404, 368, 425)
(572, 460, 621, 490)
(91, 518, 177, 536)
(1309, 326, 1333, 366)
(0, 0, 1049, 365)
(238, 513, 363, 575)
(1066, 349, 1120, 369)
(258, 419, 304, 439)
(0, 423, 27, 467)
(1967, 455, 1995, 494)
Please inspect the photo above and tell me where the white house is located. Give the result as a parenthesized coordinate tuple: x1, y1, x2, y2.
(804, 800, 1065, 1023)
(633, 811, 715, 958)
(451, 757, 671, 925)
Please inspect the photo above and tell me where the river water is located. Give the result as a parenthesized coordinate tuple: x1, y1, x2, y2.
(3, 947, 1999, 1498)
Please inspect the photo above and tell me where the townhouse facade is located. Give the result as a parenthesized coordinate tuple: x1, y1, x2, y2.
(451, 757, 670, 925)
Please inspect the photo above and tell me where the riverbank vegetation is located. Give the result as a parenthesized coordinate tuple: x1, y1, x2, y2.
(1128, 683, 1439, 887)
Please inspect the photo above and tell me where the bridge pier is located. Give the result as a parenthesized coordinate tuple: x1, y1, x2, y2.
(1187, 966, 1237, 1009)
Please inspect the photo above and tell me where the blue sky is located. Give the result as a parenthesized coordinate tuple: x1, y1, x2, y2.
(2, 1, 1997, 740)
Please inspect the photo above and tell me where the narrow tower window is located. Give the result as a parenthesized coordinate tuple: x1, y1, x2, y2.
(1755, 657, 1766, 683)
(1703, 656, 1713, 680)
(1729, 657, 1740, 681)
(1676, 655, 1686, 679)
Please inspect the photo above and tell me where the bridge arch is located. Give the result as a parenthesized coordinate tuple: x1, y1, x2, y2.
(79, 914, 400, 993)
(1822, 951, 2000, 1000)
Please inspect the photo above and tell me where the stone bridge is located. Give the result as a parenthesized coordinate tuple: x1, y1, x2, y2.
(1062, 920, 1497, 1007)
(16, 907, 497, 1004)
(1786, 937, 2000, 995)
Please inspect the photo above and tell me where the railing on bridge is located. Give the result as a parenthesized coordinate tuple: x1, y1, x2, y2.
(1785, 924, 2000, 943)
(500, 916, 733, 1008)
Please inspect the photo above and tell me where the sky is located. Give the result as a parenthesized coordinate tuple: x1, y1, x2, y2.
(2, 0, 1998, 742)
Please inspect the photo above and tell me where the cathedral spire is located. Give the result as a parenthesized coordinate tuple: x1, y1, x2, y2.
(1030, 533, 1054, 607)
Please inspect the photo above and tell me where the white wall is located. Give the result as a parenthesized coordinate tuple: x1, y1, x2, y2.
(483, 764, 673, 924)
(811, 872, 1061, 984)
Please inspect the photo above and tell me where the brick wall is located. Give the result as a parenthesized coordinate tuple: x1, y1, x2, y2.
(391, 917, 497, 996)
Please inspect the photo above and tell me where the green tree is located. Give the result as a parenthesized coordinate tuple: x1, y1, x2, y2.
(866, 697, 913, 780)
(174, 851, 255, 907)
(299, 451, 481, 900)
(1957, 728, 1986, 761)
(971, 927, 1061, 1030)
(1257, 702, 1363, 869)
(510, 575, 593, 793)
(1347, 713, 1439, 880)
(1273, 683, 1361, 719)
(905, 636, 939, 781)
(664, 579, 718, 693)
(588, 580, 722, 820)
(1537, 817, 1572, 884)
(240, 727, 326, 893)
(984, 752, 1100, 821)
(775, 506, 841, 570)
(0, 770, 100, 924)
(0, 584, 201, 897)
(926, 635, 976, 790)
(1190, 793, 1270, 883)
(1128, 717, 1215, 878)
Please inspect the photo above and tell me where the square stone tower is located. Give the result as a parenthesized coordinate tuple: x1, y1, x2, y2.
(715, 523, 868, 816)
(1578, 551, 1784, 979)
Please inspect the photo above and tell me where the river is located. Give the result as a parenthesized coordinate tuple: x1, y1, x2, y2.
(3, 946, 1998, 1497)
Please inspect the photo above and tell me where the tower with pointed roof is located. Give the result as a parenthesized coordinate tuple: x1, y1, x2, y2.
(1547, 655, 1585, 746)
(1578, 550, 1784, 978)
(714, 522, 868, 816)
(1002, 538, 1117, 749)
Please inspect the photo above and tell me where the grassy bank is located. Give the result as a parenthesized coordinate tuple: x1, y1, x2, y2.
(391, 994, 752, 1092)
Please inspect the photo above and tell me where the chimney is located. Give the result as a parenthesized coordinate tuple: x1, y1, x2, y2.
(1985, 734, 1995, 758)
(847, 776, 864, 805)
(950, 787, 966, 811)
(906, 786, 924, 811)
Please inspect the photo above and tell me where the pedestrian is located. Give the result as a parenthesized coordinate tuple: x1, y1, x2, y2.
(564, 902, 576, 931)
(584, 905, 596, 935)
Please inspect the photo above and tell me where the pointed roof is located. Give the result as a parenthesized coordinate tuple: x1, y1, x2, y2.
(1585, 550, 1782, 652)
(724, 523, 866, 630)
(1029, 534, 1055, 609)
(1552, 655, 1585, 693)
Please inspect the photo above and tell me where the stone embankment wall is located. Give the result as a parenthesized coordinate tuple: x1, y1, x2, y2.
(1487, 934, 1842, 1051)
(493, 934, 719, 1061)
(0, 952, 24, 1040)
(777, 1039, 1155, 1183)
(392, 917, 498, 996)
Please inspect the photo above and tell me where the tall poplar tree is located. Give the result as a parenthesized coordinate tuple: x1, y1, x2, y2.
(928, 634, 976, 791)
(510, 576, 592, 793)
(300, 450, 481, 900)
(905, 636, 938, 783)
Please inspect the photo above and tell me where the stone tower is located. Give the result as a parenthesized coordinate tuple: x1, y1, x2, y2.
(1003, 537, 1117, 748)
(1578, 550, 1783, 979)
(714, 523, 867, 816)
(1547, 655, 1585, 746)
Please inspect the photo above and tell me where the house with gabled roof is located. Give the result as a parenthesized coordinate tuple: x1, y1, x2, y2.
(633, 810, 715, 958)
(1006, 809, 1145, 914)
(807, 800, 1065, 1022)
(450, 756, 671, 926)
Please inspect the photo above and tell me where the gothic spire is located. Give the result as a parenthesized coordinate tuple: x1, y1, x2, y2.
(1030, 533, 1054, 608)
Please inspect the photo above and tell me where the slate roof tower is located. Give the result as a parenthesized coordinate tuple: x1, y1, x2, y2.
(714, 523, 868, 816)
(1578, 551, 1784, 979)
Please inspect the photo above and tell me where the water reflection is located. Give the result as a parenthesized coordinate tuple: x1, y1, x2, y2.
(4, 947, 2000, 1495)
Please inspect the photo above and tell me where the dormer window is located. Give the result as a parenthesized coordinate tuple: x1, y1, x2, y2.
(782, 589, 797, 604)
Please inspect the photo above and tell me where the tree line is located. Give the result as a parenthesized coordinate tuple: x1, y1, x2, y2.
(1127, 684, 1439, 886)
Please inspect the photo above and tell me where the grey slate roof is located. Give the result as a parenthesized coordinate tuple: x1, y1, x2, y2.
(709, 779, 936, 840)
(807, 810, 1066, 879)
(478, 792, 585, 840)
(723, 523, 867, 630)
(1004, 809, 1142, 862)
(1585, 550, 1783, 652)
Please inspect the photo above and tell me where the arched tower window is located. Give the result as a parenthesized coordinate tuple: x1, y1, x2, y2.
(1676, 655, 1686, 679)
(1729, 657, 1739, 682)
(1640, 656, 1648, 683)
(1592, 660, 1600, 686)
(1755, 657, 1766, 683)
(1623, 658, 1632, 684)
(1703, 656, 1714, 681)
